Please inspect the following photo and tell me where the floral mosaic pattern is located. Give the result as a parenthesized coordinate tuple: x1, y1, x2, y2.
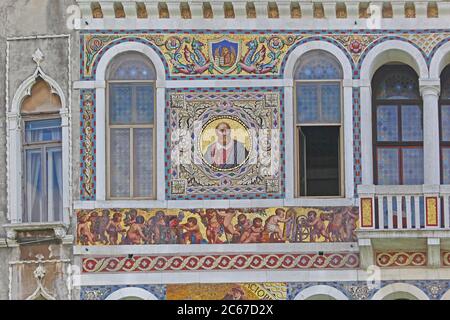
(80, 90, 96, 200)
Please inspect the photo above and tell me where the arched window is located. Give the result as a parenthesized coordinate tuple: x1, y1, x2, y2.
(21, 79, 63, 222)
(106, 53, 156, 199)
(440, 66, 450, 183)
(294, 50, 343, 197)
(372, 65, 423, 185)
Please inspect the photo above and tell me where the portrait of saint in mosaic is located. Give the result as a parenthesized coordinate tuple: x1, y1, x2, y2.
(201, 117, 250, 170)
(166, 88, 284, 200)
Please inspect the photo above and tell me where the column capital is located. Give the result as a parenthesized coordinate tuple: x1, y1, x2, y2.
(420, 78, 441, 97)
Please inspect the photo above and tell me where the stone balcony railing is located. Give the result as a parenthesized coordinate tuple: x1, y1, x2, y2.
(75, 0, 450, 20)
(358, 184, 450, 231)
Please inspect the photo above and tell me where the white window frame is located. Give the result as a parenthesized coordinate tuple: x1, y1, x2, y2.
(92, 42, 166, 205)
(283, 41, 355, 206)
(7, 63, 70, 226)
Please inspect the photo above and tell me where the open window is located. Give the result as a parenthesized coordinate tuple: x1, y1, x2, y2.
(294, 50, 343, 197)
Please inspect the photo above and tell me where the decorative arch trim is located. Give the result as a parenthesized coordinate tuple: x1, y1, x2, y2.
(294, 285, 349, 300)
(282, 37, 354, 80)
(429, 40, 450, 79)
(372, 283, 430, 300)
(105, 287, 158, 300)
(359, 39, 429, 81)
(94, 40, 166, 81)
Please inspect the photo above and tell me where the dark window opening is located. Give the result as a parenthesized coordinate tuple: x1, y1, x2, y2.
(299, 126, 340, 196)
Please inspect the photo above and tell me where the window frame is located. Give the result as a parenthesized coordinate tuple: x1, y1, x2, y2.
(372, 66, 423, 185)
(21, 113, 63, 223)
(294, 77, 345, 198)
(439, 66, 450, 184)
(106, 79, 156, 200)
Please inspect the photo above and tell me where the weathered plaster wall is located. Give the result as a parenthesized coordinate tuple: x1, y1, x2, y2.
(0, 0, 79, 300)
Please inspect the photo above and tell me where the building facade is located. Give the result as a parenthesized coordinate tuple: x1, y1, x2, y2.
(1, 0, 450, 300)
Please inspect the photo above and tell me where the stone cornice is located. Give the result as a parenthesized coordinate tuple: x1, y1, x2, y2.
(75, 0, 450, 21)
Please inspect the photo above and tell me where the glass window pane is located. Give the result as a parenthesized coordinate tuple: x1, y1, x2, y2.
(401, 105, 422, 141)
(46, 147, 63, 222)
(25, 149, 44, 222)
(133, 129, 153, 197)
(297, 83, 319, 123)
(110, 129, 130, 197)
(134, 85, 154, 124)
(321, 84, 341, 123)
(442, 147, 450, 184)
(110, 84, 132, 125)
(377, 105, 399, 141)
(377, 148, 400, 185)
(109, 59, 155, 80)
(25, 119, 61, 143)
(402, 148, 424, 185)
(295, 51, 342, 80)
(441, 66, 450, 99)
(441, 105, 450, 141)
(374, 68, 419, 100)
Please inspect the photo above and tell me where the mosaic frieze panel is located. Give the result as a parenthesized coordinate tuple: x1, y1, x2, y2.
(80, 280, 450, 300)
(166, 88, 284, 199)
(81, 31, 450, 80)
(82, 252, 359, 273)
(76, 206, 358, 245)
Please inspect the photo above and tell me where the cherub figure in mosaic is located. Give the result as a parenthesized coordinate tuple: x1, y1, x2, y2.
(240, 217, 264, 243)
(77, 213, 95, 245)
(264, 208, 292, 242)
(181, 217, 204, 244)
(123, 215, 148, 244)
(306, 210, 329, 242)
(198, 209, 224, 244)
(106, 211, 125, 245)
(233, 213, 252, 243)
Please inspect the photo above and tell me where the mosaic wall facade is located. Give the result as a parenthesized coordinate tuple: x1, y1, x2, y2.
(76, 206, 358, 245)
(166, 87, 284, 200)
(80, 280, 450, 300)
(78, 30, 450, 201)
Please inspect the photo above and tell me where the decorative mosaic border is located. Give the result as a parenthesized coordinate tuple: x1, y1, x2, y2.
(165, 87, 285, 200)
(82, 252, 359, 273)
(352, 87, 362, 194)
(80, 89, 96, 200)
(79, 280, 450, 300)
(80, 29, 450, 81)
(376, 252, 427, 267)
(287, 280, 450, 300)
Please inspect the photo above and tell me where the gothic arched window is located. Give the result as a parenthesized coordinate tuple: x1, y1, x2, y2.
(21, 79, 63, 222)
(107, 52, 156, 199)
(372, 65, 423, 185)
(440, 66, 450, 183)
(294, 50, 343, 197)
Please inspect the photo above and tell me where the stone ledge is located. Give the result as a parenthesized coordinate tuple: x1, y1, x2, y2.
(2, 222, 69, 241)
